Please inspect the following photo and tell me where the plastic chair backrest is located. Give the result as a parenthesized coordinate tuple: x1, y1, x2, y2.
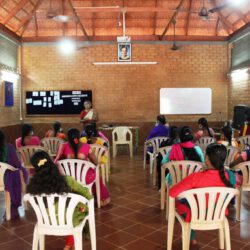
(177, 187, 238, 223)
(163, 160, 204, 186)
(0, 162, 17, 191)
(90, 144, 108, 163)
(237, 136, 250, 151)
(145, 137, 169, 154)
(41, 137, 64, 156)
(57, 159, 96, 191)
(157, 146, 172, 159)
(24, 193, 90, 228)
(17, 146, 47, 167)
(112, 126, 132, 143)
(233, 161, 250, 188)
(224, 146, 239, 166)
(196, 136, 216, 152)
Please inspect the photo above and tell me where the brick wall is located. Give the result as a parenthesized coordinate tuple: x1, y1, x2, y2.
(21, 43, 229, 124)
(228, 74, 250, 119)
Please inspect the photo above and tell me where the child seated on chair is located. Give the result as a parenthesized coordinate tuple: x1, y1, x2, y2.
(169, 143, 235, 245)
(26, 150, 92, 250)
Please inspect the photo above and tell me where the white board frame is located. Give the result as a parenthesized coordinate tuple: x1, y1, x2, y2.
(160, 88, 212, 115)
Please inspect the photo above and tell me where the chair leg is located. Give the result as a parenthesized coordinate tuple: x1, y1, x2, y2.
(88, 202, 97, 250)
(166, 188, 169, 221)
(236, 189, 242, 221)
(182, 223, 190, 250)
(161, 168, 166, 210)
(100, 165, 106, 186)
(39, 234, 45, 250)
(5, 191, 11, 220)
(74, 233, 82, 250)
(224, 219, 231, 250)
(219, 227, 225, 249)
(152, 158, 157, 186)
(105, 163, 109, 183)
(143, 145, 146, 169)
(32, 225, 39, 250)
(129, 143, 133, 158)
(149, 154, 153, 174)
(95, 169, 101, 209)
(167, 209, 175, 250)
(112, 144, 117, 158)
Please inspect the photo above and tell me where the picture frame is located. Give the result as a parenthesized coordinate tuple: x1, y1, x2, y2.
(2, 81, 14, 107)
(117, 43, 132, 62)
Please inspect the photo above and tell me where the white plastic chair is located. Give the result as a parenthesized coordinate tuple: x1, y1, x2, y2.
(24, 193, 96, 250)
(152, 146, 172, 186)
(90, 144, 109, 184)
(167, 187, 238, 250)
(237, 136, 250, 151)
(143, 137, 169, 176)
(41, 137, 64, 157)
(17, 146, 48, 170)
(196, 136, 216, 153)
(232, 161, 250, 221)
(224, 146, 239, 167)
(112, 126, 133, 158)
(0, 162, 20, 220)
(57, 159, 101, 208)
(161, 161, 204, 218)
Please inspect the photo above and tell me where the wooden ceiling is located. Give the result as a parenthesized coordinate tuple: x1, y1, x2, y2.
(0, 0, 250, 42)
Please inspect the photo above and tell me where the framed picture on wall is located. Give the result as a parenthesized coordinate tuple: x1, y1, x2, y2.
(118, 43, 132, 62)
(2, 81, 14, 107)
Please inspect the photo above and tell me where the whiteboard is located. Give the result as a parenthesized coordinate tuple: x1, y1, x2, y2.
(160, 88, 212, 115)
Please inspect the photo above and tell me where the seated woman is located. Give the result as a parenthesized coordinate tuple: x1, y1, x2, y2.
(55, 128, 110, 207)
(162, 126, 204, 185)
(81, 122, 108, 143)
(147, 115, 169, 141)
(218, 126, 238, 147)
(80, 101, 98, 127)
(239, 113, 250, 136)
(156, 126, 179, 189)
(45, 121, 66, 140)
(0, 130, 28, 219)
(169, 143, 235, 245)
(162, 126, 204, 165)
(194, 117, 214, 141)
(26, 150, 92, 250)
(16, 124, 40, 149)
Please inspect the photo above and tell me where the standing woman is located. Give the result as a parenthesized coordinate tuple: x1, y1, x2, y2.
(55, 128, 110, 207)
(0, 130, 28, 219)
(16, 124, 40, 149)
(195, 117, 214, 140)
(80, 101, 98, 126)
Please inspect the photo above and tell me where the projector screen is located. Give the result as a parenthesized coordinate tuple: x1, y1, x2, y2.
(160, 88, 212, 115)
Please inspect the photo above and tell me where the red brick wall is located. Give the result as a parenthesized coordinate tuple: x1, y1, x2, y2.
(228, 74, 250, 119)
(21, 43, 229, 124)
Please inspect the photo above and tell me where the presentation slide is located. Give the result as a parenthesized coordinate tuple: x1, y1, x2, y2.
(26, 90, 92, 115)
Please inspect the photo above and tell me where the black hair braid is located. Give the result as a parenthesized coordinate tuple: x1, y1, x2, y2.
(0, 130, 5, 160)
(67, 128, 80, 159)
(53, 122, 61, 137)
(205, 124, 213, 138)
(218, 166, 233, 188)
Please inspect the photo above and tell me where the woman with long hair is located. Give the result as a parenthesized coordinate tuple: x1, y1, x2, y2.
(55, 128, 110, 207)
(26, 150, 92, 250)
(218, 126, 238, 147)
(15, 124, 40, 148)
(0, 130, 28, 219)
(45, 121, 66, 140)
(170, 143, 235, 245)
(195, 117, 214, 140)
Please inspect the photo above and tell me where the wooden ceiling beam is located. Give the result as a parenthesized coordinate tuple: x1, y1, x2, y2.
(21, 35, 228, 43)
(0, 23, 21, 42)
(15, 0, 43, 32)
(215, 17, 219, 36)
(210, 0, 235, 34)
(68, 0, 89, 40)
(228, 22, 250, 40)
(235, 9, 248, 23)
(185, 0, 192, 36)
(2, 0, 30, 25)
(34, 11, 38, 36)
(62, 0, 66, 36)
(153, 0, 158, 35)
(160, 0, 185, 40)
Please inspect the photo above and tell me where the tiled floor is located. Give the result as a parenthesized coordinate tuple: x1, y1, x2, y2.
(1, 154, 250, 249)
